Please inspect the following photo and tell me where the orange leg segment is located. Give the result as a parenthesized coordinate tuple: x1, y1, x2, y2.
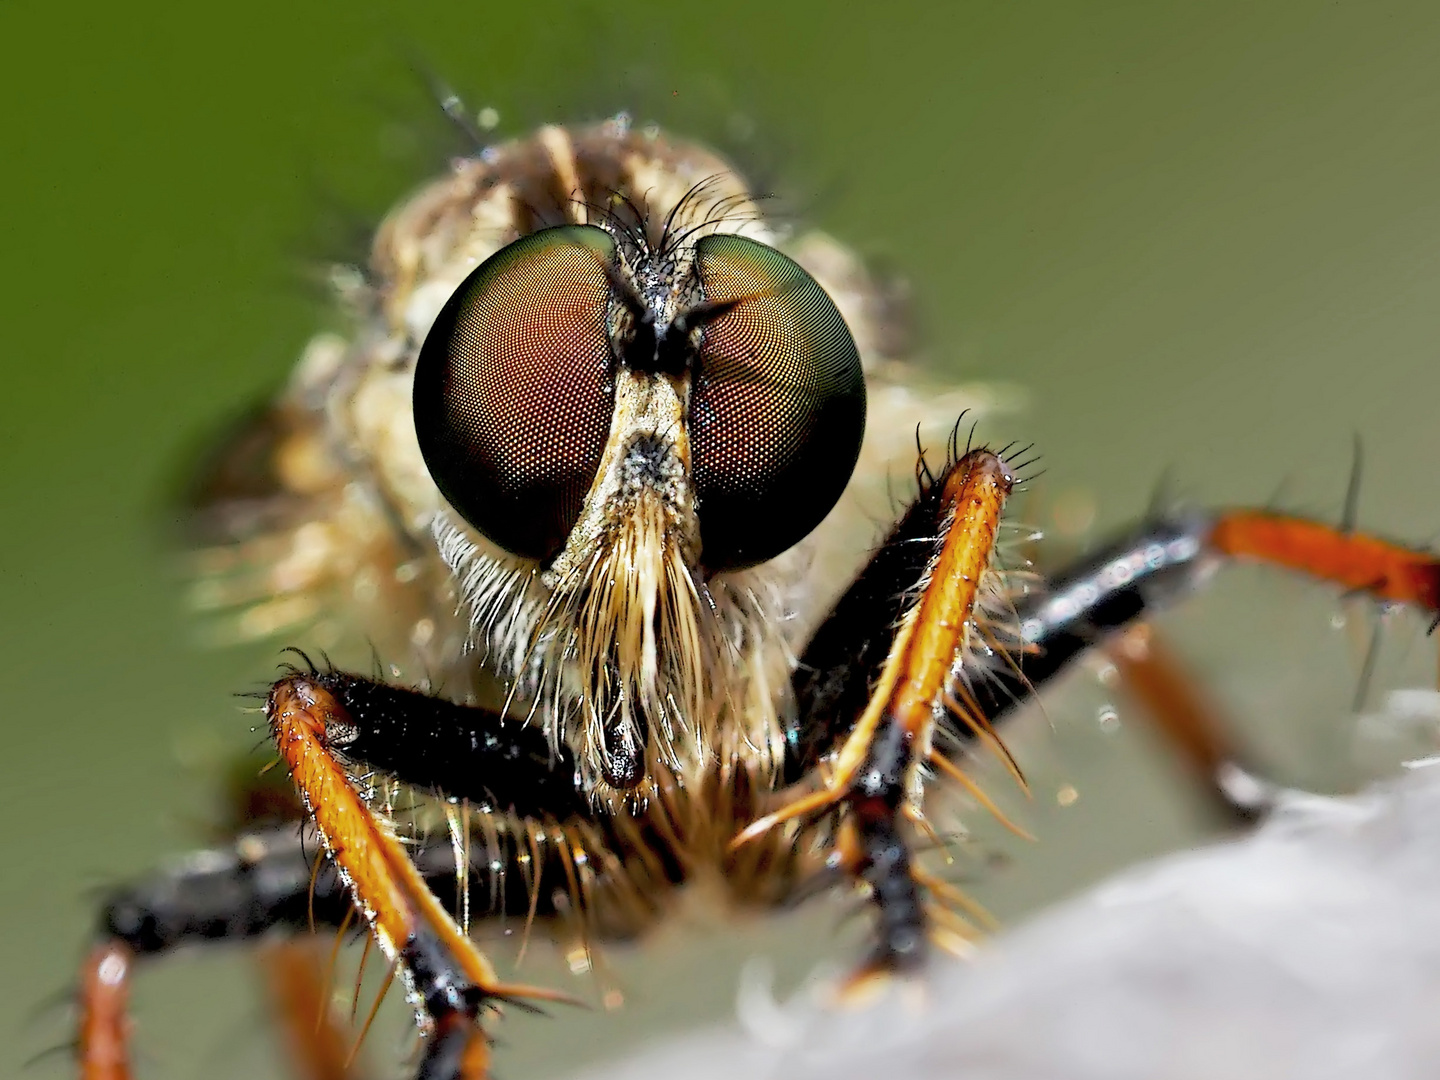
(1209, 510, 1440, 612)
(267, 675, 570, 1069)
(1101, 622, 1264, 818)
(888, 450, 1017, 745)
(733, 447, 1019, 970)
(735, 448, 1018, 845)
(78, 942, 133, 1080)
(262, 940, 372, 1080)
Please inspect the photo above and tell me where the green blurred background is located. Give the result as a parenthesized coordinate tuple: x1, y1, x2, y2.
(5, 1, 1440, 1077)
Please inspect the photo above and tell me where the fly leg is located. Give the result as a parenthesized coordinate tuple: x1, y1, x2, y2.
(78, 820, 358, 1079)
(966, 510, 1440, 815)
(959, 514, 1263, 818)
(77, 942, 132, 1080)
(763, 456, 1440, 973)
(262, 938, 378, 1080)
(77, 818, 587, 1080)
(739, 444, 1022, 971)
(265, 673, 578, 1076)
(77, 673, 598, 1080)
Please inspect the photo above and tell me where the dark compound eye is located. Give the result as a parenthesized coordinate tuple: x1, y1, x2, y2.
(689, 234, 866, 571)
(413, 225, 618, 562)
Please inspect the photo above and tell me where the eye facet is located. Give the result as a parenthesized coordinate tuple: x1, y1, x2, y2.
(688, 234, 866, 571)
(413, 225, 618, 562)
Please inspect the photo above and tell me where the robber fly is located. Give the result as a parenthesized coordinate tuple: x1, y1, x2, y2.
(74, 109, 1440, 1080)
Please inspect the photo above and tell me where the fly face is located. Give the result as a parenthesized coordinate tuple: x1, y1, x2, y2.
(188, 118, 981, 800)
(414, 213, 867, 789)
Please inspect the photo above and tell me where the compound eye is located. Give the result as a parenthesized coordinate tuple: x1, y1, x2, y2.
(413, 225, 618, 562)
(689, 234, 866, 571)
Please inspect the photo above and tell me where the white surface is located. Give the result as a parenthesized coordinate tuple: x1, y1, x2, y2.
(576, 763, 1440, 1080)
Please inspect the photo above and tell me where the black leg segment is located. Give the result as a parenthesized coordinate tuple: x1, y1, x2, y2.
(301, 669, 588, 820)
